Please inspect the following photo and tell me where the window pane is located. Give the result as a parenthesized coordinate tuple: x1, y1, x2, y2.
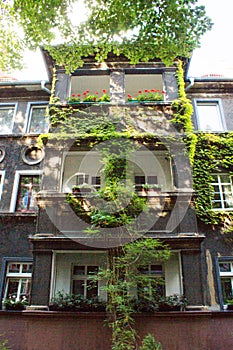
(72, 280, 85, 295)
(8, 263, 20, 273)
(22, 264, 32, 273)
(220, 175, 230, 183)
(0, 107, 14, 134)
(211, 174, 233, 209)
(221, 277, 233, 302)
(147, 176, 158, 185)
(6, 279, 19, 298)
(150, 265, 163, 275)
(135, 176, 145, 191)
(135, 176, 145, 184)
(20, 278, 31, 299)
(197, 102, 224, 131)
(76, 174, 89, 185)
(138, 266, 149, 275)
(219, 263, 231, 272)
(86, 280, 98, 299)
(87, 266, 98, 275)
(28, 106, 48, 134)
(73, 266, 85, 275)
(16, 175, 40, 212)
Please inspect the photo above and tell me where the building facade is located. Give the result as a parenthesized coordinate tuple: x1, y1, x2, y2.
(0, 50, 232, 318)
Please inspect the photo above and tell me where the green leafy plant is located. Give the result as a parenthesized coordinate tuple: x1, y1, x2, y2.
(128, 90, 164, 102)
(67, 94, 81, 103)
(49, 292, 106, 312)
(140, 334, 163, 350)
(3, 296, 28, 310)
(0, 335, 12, 350)
(98, 89, 110, 102)
(157, 294, 187, 311)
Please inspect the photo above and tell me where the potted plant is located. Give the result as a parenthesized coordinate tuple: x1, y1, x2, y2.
(141, 184, 162, 194)
(157, 294, 187, 311)
(82, 92, 98, 103)
(226, 299, 233, 310)
(67, 94, 81, 103)
(127, 89, 165, 102)
(3, 295, 28, 310)
(98, 89, 110, 102)
(142, 184, 151, 193)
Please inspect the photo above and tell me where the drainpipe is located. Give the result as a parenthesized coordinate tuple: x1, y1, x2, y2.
(185, 77, 195, 91)
(41, 80, 51, 94)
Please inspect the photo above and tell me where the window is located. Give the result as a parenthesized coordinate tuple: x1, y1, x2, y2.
(137, 264, 165, 299)
(71, 265, 99, 298)
(26, 103, 49, 134)
(135, 175, 158, 191)
(194, 100, 225, 132)
(3, 261, 32, 301)
(10, 170, 42, 212)
(0, 171, 5, 201)
(218, 260, 233, 303)
(0, 104, 16, 134)
(211, 174, 233, 210)
(91, 176, 101, 191)
(76, 173, 89, 185)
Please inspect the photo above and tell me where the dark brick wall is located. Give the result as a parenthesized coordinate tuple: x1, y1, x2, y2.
(0, 311, 233, 350)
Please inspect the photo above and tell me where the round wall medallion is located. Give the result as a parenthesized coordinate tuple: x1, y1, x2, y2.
(0, 146, 5, 163)
(22, 146, 45, 165)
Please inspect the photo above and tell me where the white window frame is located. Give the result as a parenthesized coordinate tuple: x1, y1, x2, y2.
(218, 259, 233, 305)
(61, 151, 102, 193)
(0, 103, 17, 135)
(0, 170, 5, 201)
(194, 99, 226, 132)
(135, 175, 159, 191)
(71, 264, 99, 298)
(10, 170, 42, 212)
(137, 263, 165, 298)
(25, 102, 48, 134)
(211, 173, 233, 210)
(3, 260, 32, 302)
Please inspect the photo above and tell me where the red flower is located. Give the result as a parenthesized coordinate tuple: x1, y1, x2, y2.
(71, 94, 75, 97)
(144, 89, 148, 92)
(102, 89, 107, 94)
(83, 92, 87, 96)
(151, 89, 156, 92)
(95, 91, 99, 94)
(77, 94, 81, 97)
(86, 89, 90, 93)
(162, 90, 166, 94)
(138, 90, 142, 94)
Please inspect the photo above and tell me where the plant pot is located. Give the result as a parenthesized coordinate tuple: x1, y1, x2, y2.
(227, 304, 233, 310)
(158, 304, 181, 312)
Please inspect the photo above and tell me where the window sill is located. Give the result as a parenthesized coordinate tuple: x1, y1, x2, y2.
(0, 211, 38, 217)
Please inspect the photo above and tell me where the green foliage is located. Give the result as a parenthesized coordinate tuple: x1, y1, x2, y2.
(140, 334, 163, 350)
(75, 0, 213, 69)
(171, 60, 193, 133)
(99, 240, 171, 349)
(49, 291, 106, 311)
(0, 0, 212, 72)
(0, 335, 12, 350)
(3, 296, 28, 310)
(193, 133, 233, 225)
(131, 90, 164, 102)
(0, 0, 74, 71)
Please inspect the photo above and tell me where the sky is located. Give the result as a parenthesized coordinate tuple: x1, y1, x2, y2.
(12, 0, 233, 80)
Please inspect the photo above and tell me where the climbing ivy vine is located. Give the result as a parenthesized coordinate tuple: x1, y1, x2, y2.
(173, 62, 233, 227)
